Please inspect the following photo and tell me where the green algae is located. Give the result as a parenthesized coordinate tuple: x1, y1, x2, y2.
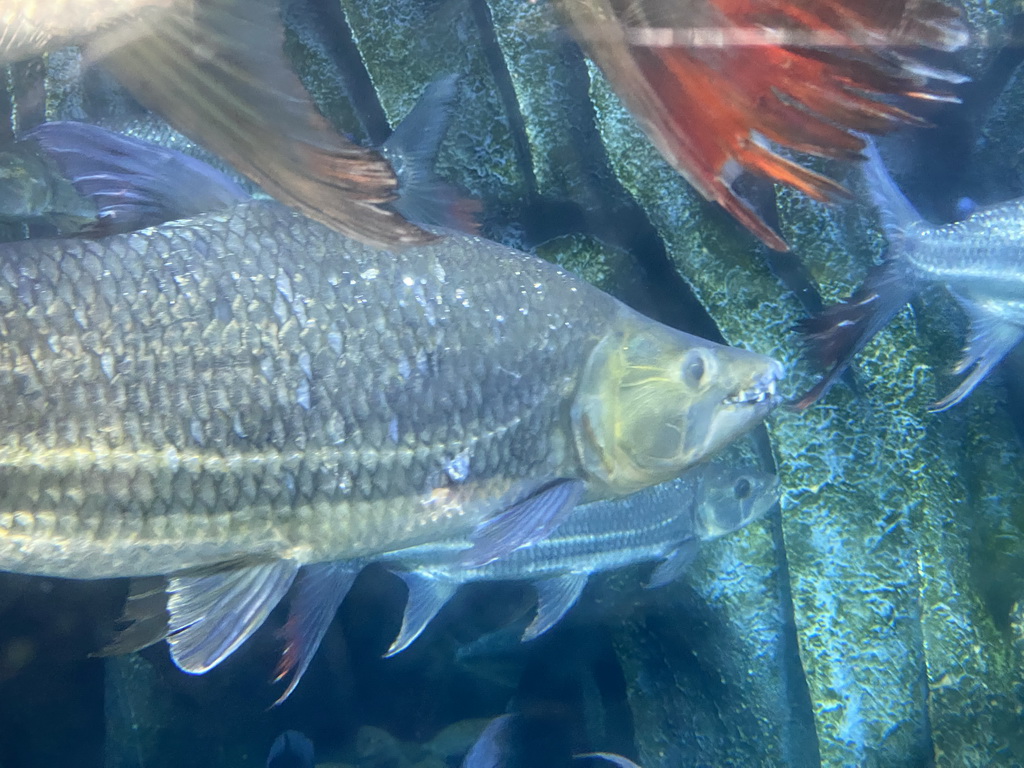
(586, 59, 1024, 766)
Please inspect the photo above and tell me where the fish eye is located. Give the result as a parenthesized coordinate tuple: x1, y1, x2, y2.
(733, 477, 752, 500)
(682, 350, 706, 387)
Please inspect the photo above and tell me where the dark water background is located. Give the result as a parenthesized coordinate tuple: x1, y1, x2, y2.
(1, 1, 1024, 767)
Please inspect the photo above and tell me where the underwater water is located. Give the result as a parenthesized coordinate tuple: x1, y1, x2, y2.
(0, 1, 1023, 767)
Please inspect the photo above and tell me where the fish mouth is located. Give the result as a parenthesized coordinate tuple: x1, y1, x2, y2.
(723, 362, 784, 407)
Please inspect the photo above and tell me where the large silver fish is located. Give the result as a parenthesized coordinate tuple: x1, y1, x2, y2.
(1, 0, 434, 246)
(0, 123, 782, 694)
(798, 139, 1024, 411)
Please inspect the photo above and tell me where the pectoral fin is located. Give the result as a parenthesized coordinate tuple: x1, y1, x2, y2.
(645, 539, 700, 589)
(523, 573, 589, 642)
(274, 562, 361, 704)
(384, 572, 458, 658)
(461, 479, 585, 568)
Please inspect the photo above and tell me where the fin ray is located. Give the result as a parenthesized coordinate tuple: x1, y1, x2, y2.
(384, 572, 458, 657)
(523, 572, 589, 641)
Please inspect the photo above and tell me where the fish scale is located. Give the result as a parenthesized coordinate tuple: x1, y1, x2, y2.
(0, 201, 608, 578)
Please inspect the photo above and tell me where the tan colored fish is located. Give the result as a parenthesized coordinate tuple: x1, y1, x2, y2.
(1, 0, 434, 247)
(0, 122, 782, 686)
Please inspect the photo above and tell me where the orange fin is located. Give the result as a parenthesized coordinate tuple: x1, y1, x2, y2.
(559, 0, 967, 250)
(95, 0, 434, 248)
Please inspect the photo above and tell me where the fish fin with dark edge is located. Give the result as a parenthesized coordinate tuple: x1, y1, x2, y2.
(93, 0, 432, 248)
(645, 539, 700, 589)
(522, 573, 589, 642)
(273, 561, 361, 704)
(930, 302, 1024, 412)
(461, 714, 514, 768)
(24, 121, 248, 236)
(573, 753, 644, 768)
(461, 479, 586, 568)
(267, 731, 315, 768)
(793, 260, 918, 410)
(93, 576, 170, 657)
(163, 558, 299, 675)
(383, 76, 480, 234)
(555, 0, 966, 250)
(384, 572, 459, 658)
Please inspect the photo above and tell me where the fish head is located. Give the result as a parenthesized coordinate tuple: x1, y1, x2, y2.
(572, 315, 783, 497)
(693, 464, 781, 540)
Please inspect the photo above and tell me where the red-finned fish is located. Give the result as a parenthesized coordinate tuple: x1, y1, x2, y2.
(554, 0, 969, 250)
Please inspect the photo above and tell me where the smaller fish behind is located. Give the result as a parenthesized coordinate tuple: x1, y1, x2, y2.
(1, 0, 455, 246)
(375, 462, 778, 656)
(18, 77, 471, 239)
(797, 139, 1024, 411)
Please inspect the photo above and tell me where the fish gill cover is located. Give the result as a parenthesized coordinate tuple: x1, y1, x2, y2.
(0, 1, 1023, 768)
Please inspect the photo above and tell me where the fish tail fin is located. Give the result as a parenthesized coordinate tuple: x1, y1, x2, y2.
(859, 137, 922, 247)
(793, 260, 918, 409)
(566, 0, 965, 250)
(383, 76, 481, 234)
(24, 121, 248, 235)
(95, 0, 433, 247)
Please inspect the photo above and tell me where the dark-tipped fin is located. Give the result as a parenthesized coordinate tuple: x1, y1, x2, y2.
(645, 539, 700, 589)
(384, 572, 458, 658)
(383, 76, 480, 233)
(461, 479, 585, 568)
(165, 558, 299, 675)
(95, 0, 432, 247)
(930, 304, 1024, 412)
(25, 121, 248, 235)
(461, 714, 514, 768)
(273, 562, 361, 704)
(794, 261, 918, 409)
(523, 573, 589, 642)
(267, 731, 314, 768)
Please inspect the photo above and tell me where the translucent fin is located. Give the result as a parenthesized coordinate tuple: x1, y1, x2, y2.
(461, 479, 585, 568)
(383, 76, 480, 233)
(267, 731, 314, 768)
(165, 558, 299, 675)
(522, 573, 589, 642)
(25, 121, 248, 235)
(556, 0, 966, 250)
(930, 305, 1024, 412)
(95, 0, 432, 247)
(94, 576, 171, 657)
(273, 562, 360, 704)
(794, 260, 918, 409)
(384, 572, 458, 658)
(461, 714, 514, 768)
(573, 753, 644, 768)
(860, 138, 922, 244)
(645, 539, 700, 589)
